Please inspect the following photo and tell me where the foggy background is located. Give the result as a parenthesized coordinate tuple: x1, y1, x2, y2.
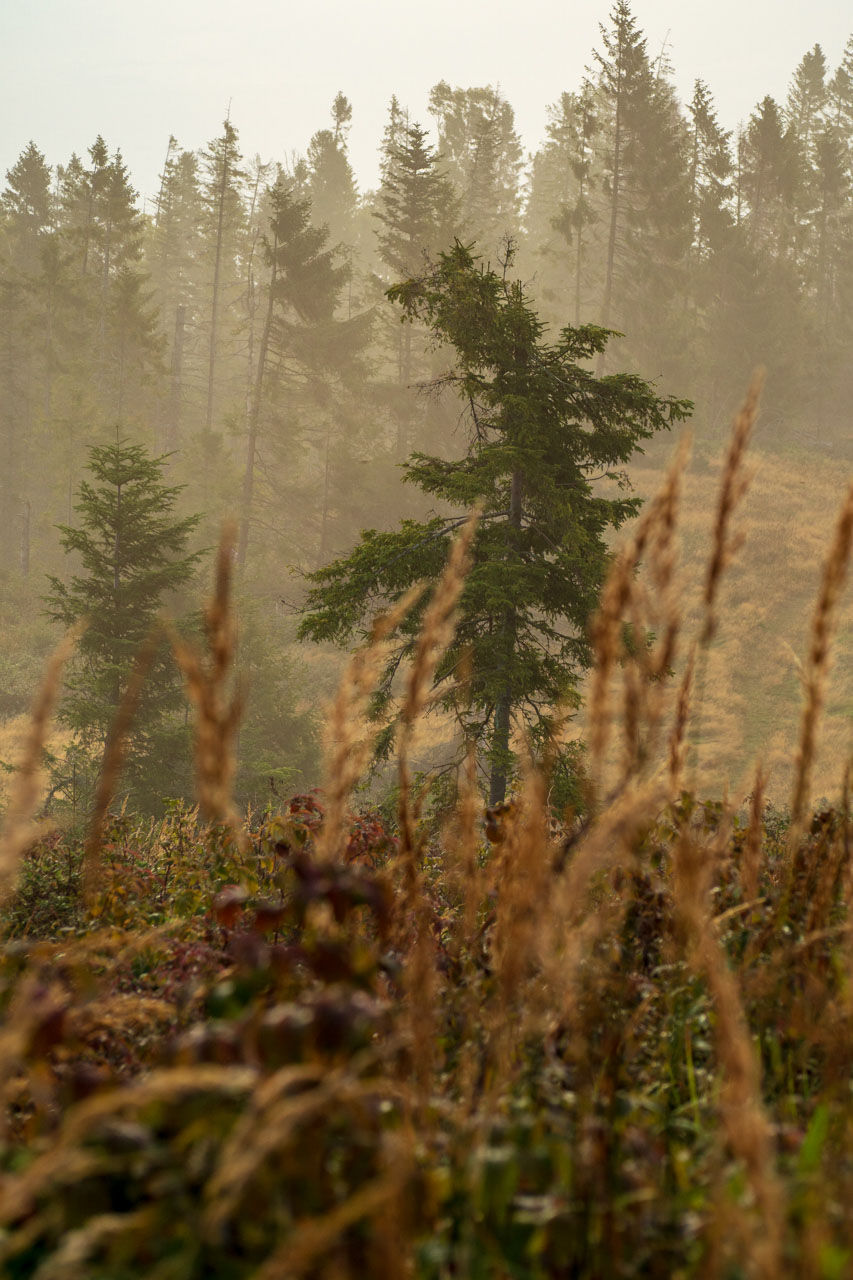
(2, 0, 853, 814)
(4, 0, 853, 203)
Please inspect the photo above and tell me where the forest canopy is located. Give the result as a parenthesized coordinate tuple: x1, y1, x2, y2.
(2, 2, 853, 810)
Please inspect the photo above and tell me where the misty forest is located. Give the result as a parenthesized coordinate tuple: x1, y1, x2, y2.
(3, 3, 853, 1276)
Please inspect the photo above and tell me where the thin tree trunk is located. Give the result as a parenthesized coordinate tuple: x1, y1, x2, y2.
(398, 320, 413, 457)
(318, 426, 333, 567)
(237, 238, 277, 570)
(573, 97, 593, 327)
(598, 62, 623, 377)
(98, 212, 111, 394)
(489, 467, 523, 806)
(206, 133, 230, 434)
(155, 135, 175, 228)
(167, 304, 185, 451)
(601, 74, 623, 333)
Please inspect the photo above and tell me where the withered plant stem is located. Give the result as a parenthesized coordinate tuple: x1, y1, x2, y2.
(171, 522, 245, 847)
(83, 630, 159, 902)
(0, 624, 81, 904)
(589, 434, 689, 786)
(789, 478, 853, 838)
(690, 372, 763, 783)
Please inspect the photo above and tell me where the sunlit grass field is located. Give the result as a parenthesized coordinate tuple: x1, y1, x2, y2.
(0, 387, 852, 1277)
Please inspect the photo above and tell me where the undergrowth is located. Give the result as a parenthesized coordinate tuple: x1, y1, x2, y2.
(0, 379, 852, 1278)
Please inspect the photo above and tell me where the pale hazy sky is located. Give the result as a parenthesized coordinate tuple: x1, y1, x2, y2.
(3, 0, 852, 208)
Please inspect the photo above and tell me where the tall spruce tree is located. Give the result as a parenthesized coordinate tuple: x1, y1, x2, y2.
(525, 81, 598, 328)
(237, 178, 371, 571)
(306, 95, 359, 251)
(428, 82, 522, 252)
(593, 1, 690, 372)
(45, 440, 202, 806)
(0, 142, 55, 568)
(299, 242, 690, 803)
(200, 119, 246, 437)
(374, 114, 459, 455)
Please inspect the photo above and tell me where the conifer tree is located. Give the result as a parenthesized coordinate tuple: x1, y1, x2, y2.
(374, 114, 459, 455)
(237, 178, 369, 570)
(147, 141, 205, 449)
(300, 242, 690, 804)
(306, 96, 359, 250)
(1, 141, 53, 268)
(526, 81, 598, 326)
(44, 439, 202, 805)
(200, 119, 246, 436)
(593, 1, 690, 371)
(0, 143, 55, 566)
(428, 82, 522, 252)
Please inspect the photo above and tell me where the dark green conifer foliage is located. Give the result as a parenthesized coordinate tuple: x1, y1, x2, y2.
(306, 95, 359, 250)
(300, 242, 691, 804)
(527, 81, 598, 327)
(45, 440, 202, 804)
(238, 178, 372, 571)
(0, 142, 55, 567)
(593, 2, 691, 372)
(375, 120, 457, 281)
(1, 141, 53, 267)
(374, 114, 459, 456)
(200, 119, 246, 438)
(428, 83, 522, 252)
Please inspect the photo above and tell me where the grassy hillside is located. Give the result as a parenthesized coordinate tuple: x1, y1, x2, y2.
(627, 441, 853, 804)
(0, 437, 852, 1275)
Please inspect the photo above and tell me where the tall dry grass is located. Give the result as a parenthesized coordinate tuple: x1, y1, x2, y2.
(2, 376, 853, 1278)
(0, 624, 80, 903)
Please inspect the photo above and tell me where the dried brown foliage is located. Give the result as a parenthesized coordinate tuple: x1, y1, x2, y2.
(3, 379, 853, 1278)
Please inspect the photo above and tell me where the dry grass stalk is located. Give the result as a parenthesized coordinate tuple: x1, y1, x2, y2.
(622, 435, 690, 778)
(485, 763, 552, 1087)
(397, 507, 478, 859)
(667, 642, 695, 792)
(397, 912, 441, 1105)
(789, 478, 853, 836)
(561, 776, 671, 926)
(28, 1207, 155, 1280)
(673, 818, 784, 1280)
(251, 1163, 404, 1280)
(0, 1065, 258, 1224)
(588, 436, 690, 783)
(82, 631, 158, 902)
(541, 777, 671, 1034)
(171, 523, 245, 840)
(0, 625, 81, 905)
(689, 374, 763, 785)
(806, 823, 850, 939)
(205, 1070, 409, 1230)
(444, 745, 484, 1114)
(741, 762, 766, 904)
(315, 581, 425, 862)
(390, 514, 477, 1105)
(701, 371, 764, 647)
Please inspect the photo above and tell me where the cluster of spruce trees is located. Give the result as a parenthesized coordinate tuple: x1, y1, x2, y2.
(3, 3, 853, 810)
(3, 4, 853, 590)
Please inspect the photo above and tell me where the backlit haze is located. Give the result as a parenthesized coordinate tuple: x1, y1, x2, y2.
(4, 0, 852, 204)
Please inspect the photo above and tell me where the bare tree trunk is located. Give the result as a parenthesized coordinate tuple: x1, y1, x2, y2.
(205, 133, 230, 435)
(601, 87, 622, 335)
(488, 468, 523, 806)
(318, 426, 333, 567)
(398, 319, 413, 458)
(167, 304, 185, 451)
(237, 239, 277, 570)
(154, 135, 176, 227)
